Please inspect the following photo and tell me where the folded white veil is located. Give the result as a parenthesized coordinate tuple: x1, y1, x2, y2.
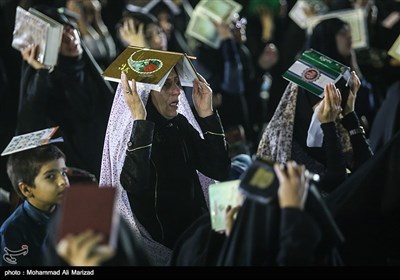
(99, 83, 215, 265)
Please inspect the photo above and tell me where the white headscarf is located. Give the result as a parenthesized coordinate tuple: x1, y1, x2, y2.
(99, 83, 214, 265)
(307, 103, 324, 148)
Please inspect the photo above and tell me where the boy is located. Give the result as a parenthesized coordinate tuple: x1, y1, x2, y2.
(0, 144, 68, 266)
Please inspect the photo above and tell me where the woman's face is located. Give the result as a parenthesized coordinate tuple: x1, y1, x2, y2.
(335, 25, 352, 57)
(150, 69, 181, 119)
(60, 25, 83, 57)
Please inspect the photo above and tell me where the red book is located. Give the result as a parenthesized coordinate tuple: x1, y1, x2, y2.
(57, 185, 119, 249)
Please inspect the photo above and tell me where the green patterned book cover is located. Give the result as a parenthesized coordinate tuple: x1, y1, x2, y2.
(283, 49, 351, 98)
(102, 46, 198, 91)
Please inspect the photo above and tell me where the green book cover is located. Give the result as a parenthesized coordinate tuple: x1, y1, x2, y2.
(283, 49, 351, 98)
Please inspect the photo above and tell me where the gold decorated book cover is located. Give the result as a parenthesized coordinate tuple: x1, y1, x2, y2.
(102, 46, 198, 91)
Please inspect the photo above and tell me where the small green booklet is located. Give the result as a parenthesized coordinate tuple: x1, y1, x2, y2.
(283, 49, 352, 99)
(208, 179, 242, 232)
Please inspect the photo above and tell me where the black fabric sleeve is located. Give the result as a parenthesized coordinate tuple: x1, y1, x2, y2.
(276, 208, 321, 266)
(17, 63, 53, 133)
(52, 54, 95, 121)
(341, 112, 373, 169)
(317, 122, 347, 193)
(183, 112, 231, 181)
(120, 120, 155, 194)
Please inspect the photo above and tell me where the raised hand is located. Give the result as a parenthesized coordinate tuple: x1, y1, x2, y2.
(192, 74, 213, 118)
(215, 21, 233, 40)
(118, 17, 147, 48)
(20, 45, 46, 70)
(274, 161, 308, 210)
(224, 205, 241, 237)
(56, 230, 115, 266)
(317, 83, 342, 123)
(343, 71, 361, 115)
(121, 71, 147, 120)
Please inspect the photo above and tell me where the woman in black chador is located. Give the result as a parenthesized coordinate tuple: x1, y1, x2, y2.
(17, 6, 114, 180)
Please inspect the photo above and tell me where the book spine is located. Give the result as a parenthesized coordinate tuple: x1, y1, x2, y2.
(301, 50, 348, 77)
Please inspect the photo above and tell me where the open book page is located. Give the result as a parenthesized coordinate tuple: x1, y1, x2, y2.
(283, 49, 351, 98)
(1, 127, 62, 156)
(307, 8, 368, 49)
(175, 55, 199, 87)
(208, 180, 242, 232)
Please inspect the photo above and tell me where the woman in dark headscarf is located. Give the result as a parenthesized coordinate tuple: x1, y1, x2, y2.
(309, 18, 377, 132)
(168, 213, 227, 266)
(17, 5, 114, 180)
(258, 18, 373, 195)
(217, 161, 344, 266)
